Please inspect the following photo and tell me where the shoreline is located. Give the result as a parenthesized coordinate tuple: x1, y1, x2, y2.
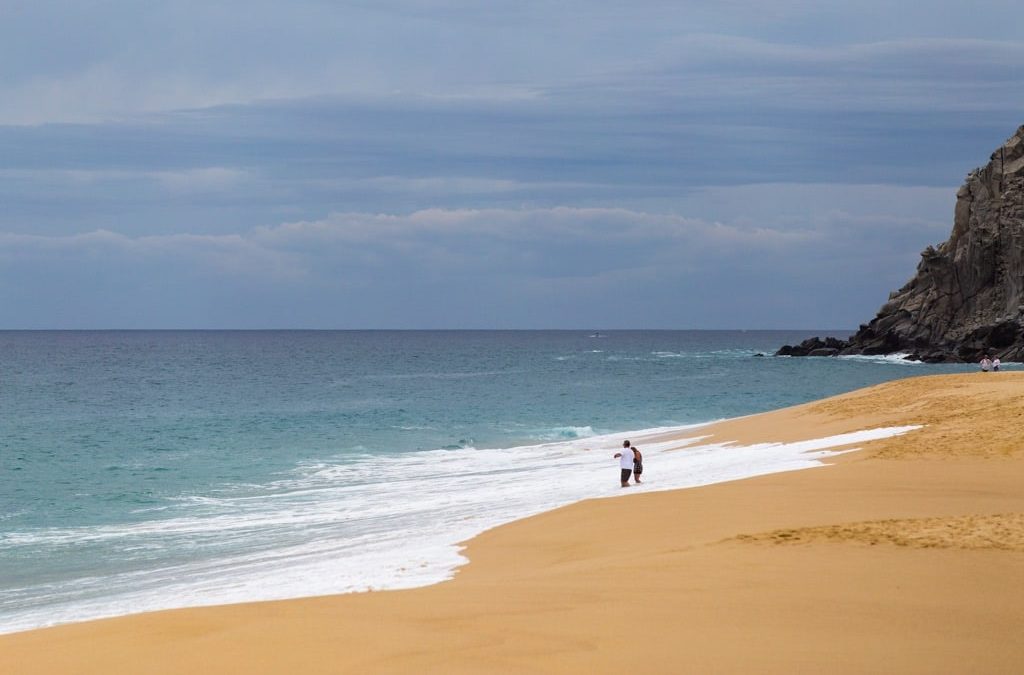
(4, 372, 1023, 672)
(0, 422, 913, 639)
(0, 419, 914, 637)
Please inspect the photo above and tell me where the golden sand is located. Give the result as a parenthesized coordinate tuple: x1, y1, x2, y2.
(737, 513, 1024, 551)
(3, 372, 1023, 673)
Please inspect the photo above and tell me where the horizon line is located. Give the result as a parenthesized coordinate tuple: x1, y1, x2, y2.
(0, 327, 856, 333)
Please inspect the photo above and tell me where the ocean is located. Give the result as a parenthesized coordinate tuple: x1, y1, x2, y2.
(0, 330, 974, 634)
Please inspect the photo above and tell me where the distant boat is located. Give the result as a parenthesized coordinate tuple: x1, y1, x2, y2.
(589, 331, 606, 338)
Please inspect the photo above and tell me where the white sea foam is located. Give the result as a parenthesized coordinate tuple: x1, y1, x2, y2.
(838, 353, 922, 365)
(0, 422, 920, 635)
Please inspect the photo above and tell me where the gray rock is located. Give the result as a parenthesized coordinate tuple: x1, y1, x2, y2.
(845, 124, 1024, 362)
(778, 124, 1024, 362)
(776, 336, 850, 356)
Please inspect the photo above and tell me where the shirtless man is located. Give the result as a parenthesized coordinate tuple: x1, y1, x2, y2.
(631, 444, 643, 484)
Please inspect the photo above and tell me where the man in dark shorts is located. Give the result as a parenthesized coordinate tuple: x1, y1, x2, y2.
(614, 440, 634, 487)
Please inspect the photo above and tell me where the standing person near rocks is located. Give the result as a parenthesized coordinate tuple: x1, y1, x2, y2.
(980, 356, 992, 372)
(614, 440, 634, 487)
(993, 357, 1002, 371)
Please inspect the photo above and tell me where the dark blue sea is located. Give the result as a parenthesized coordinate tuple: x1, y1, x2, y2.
(0, 330, 977, 633)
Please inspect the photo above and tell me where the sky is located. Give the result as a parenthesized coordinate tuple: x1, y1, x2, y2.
(1, 1, 1022, 329)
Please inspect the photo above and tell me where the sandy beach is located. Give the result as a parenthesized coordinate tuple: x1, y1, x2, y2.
(3, 371, 1023, 673)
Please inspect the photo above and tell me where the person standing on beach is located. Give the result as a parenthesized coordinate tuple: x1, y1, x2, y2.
(631, 444, 643, 484)
(614, 440, 634, 487)
(993, 357, 1001, 371)
(981, 356, 992, 372)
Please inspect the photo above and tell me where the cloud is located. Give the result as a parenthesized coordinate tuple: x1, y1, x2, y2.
(152, 168, 250, 193)
(256, 206, 817, 264)
(0, 229, 303, 280)
(0, 2, 1017, 327)
(591, 36, 1024, 113)
(0, 193, 957, 327)
(346, 176, 540, 195)
(0, 167, 249, 192)
(2, 2, 1021, 125)
(0, 196, 943, 283)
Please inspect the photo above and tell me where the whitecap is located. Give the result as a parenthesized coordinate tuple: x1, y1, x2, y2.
(838, 353, 923, 366)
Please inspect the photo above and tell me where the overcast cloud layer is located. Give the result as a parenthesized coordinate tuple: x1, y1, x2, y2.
(2, 1, 1022, 328)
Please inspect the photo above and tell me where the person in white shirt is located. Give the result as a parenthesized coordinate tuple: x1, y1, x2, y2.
(980, 356, 992, 372)
(993, 357, 1001, 371)
(613, 440, 635, 487)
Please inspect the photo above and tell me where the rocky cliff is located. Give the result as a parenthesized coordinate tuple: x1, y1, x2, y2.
(779, 124, 1024, 362)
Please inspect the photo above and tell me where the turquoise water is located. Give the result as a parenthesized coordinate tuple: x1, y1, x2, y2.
(0, 330, 974, 632)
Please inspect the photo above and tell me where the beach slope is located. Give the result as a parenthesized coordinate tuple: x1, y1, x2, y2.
(3, 372, 1023, 673)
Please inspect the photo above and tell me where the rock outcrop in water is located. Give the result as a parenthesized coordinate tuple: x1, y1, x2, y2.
(778, 124, 1024, 363)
